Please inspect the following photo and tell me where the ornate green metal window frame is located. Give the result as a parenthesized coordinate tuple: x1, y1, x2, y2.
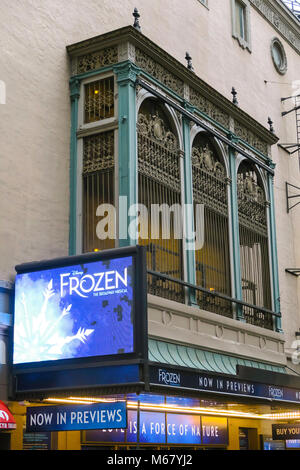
(67, 27, 281, 332)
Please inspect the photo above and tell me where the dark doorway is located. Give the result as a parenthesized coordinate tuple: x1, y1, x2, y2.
(0, 433, 11, 450)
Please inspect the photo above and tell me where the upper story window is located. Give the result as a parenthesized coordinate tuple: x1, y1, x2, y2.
(270, 37, 288, 75)
(231, 0, 251, 51)
(237, 161, 273, 329)
(235, 1, 246, 39)
(137, 98, 184, 304)
(78, 74, 117, 254)
(84, 77, 114, 123)
(82, 130, 115, 253)
(192, 133, 232, 318)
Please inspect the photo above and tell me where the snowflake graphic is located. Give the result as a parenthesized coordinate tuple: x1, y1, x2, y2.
(13, 277, 94, 364)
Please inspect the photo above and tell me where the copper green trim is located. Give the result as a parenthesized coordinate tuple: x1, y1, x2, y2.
(268, 168, 282, 332)
(69, 78, 81, 256)
(70, 60, 274, 164)
(229, 147, 244, 321)
(69, 64, 116, 81)
(138, 69, 273, 164)
(148, 339, 286, 376)
(114, 61, 139, 246)
(182, 113, 197, 306)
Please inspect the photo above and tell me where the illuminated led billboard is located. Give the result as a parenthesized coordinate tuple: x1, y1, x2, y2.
(13, 246, 147, 370)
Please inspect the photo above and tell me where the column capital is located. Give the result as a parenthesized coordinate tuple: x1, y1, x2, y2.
(113, 61, 140, 86)
(267, 159, 276, 170)
(227, 131, 239, 145)
(69, 77, 80, 101)
(182, 100, 196, 115)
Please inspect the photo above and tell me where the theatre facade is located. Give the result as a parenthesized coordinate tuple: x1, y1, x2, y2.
(0, 4, 300, 450)
(6, 242, 300, 451)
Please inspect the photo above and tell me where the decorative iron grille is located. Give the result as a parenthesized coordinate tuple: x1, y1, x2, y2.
(84, 77, 114, 124)
(192, 134, 232, 317)
(137, 100, 184, 303)
(82, 131, 115, 253)
(237, 163, 273, 329)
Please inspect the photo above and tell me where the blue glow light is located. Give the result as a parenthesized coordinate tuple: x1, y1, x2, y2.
(13, 256, 134, 364)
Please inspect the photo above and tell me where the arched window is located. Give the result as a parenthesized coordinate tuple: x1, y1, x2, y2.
(237, 161, 272, 329)
(192, 134, 232, 317)
(137, 98, 184, 302)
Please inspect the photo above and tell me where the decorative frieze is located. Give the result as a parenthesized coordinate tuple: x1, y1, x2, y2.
(234, 121, 269, 155)
(67, 26, 276, 158)
(250, 0, 300, 54)
(135, 48, 184, 96)
(189, 87, 230, 129)
(75, 46, 118, 75)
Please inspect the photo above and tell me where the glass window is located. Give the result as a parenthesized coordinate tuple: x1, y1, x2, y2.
(235, 0, 247, 40)
(84, 77, 114, 123)
(82, 130, 115, 253)
(80, 75, 116, 254)
(237, 161, 273, 329)
(271, 38, 287, 75)
(192, 134, 232, 318)
(231, 0, 251, 51)
(137, 98, 184, 303)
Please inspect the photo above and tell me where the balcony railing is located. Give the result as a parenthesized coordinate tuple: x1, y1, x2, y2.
(147, 269, 278, 331)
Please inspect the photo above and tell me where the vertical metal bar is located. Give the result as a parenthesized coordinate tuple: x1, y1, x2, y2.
(229, 148, 244, 321)
(268, 170, 282, 331)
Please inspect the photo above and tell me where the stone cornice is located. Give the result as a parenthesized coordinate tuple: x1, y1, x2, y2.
(67, 26, 278, 149)
(250, 0, 300, 55)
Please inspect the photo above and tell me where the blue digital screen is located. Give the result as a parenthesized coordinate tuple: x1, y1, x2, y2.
(127, 393, 165, 405)
(201, 416, 228, 445)
(139, 412, 166, 444)
(84, 427, 126, 443)
(84, 410, 137, 443)
(167, 413, 201, 445)
(286, 439, 300, 448)
(125, 410, 138, 443)
(166, 396, 200, 408)
(263, 439, 285, 450)
(83, 409, 228, 445)
(13, 255, 134, 364)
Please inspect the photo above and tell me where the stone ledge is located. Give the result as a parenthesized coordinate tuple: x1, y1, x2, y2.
(147, 294, 287, 367)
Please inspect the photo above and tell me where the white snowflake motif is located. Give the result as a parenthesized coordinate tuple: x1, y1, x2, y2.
(13, 279, 94, 364)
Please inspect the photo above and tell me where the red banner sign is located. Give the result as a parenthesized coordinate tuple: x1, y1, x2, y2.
(0, 401, 16, 430)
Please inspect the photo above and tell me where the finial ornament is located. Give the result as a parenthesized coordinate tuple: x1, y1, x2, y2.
(231, 87, 238, 106)
(133, 8, 141, 31)
(185, 52, 194, 72)
(268, 117, 274, 133)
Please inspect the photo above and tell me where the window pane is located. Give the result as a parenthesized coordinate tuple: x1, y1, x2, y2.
(235, 0, 246, 39)
(137, 99, 184, 303)
(84, 77, 114, 123)
(82, 131, 115, 252)
(237, 163, 273, 329)
(192, 134, 232, 318)
(272, 43, 283, 68)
